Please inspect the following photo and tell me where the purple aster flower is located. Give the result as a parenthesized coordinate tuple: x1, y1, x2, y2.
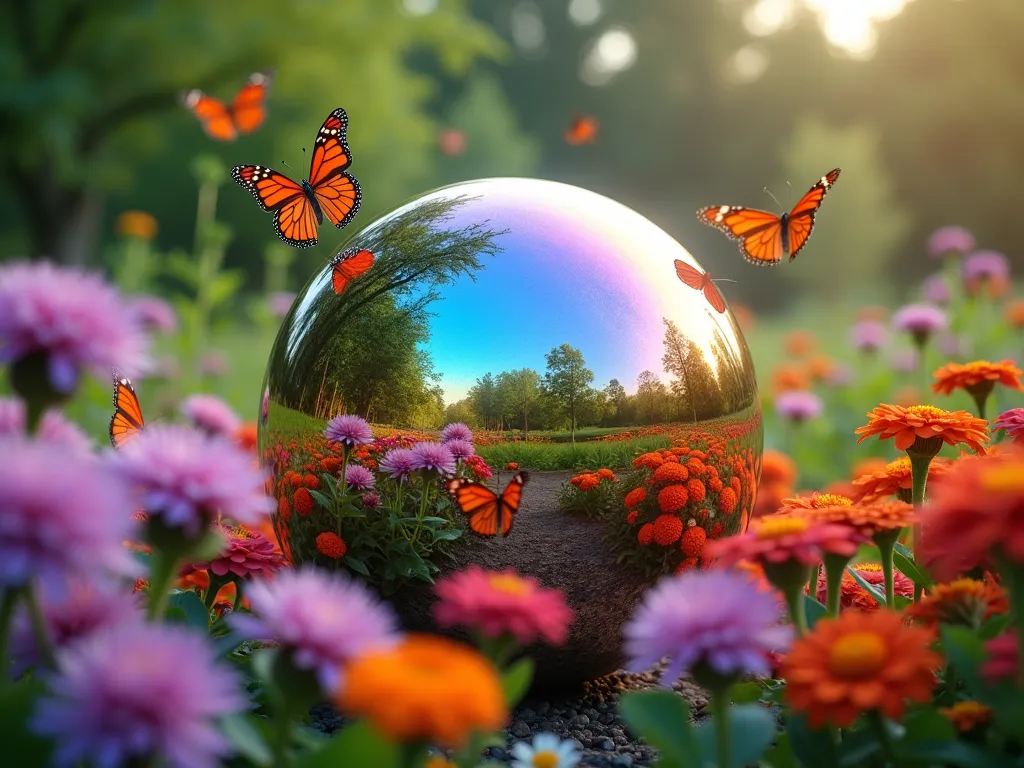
(922, 274, 950, 306)
(928, 226, 974, 258)
(32, 623, 245, 768)
(128, 294, 177, 334)
(849, 319, 887, 354)
(774, 390, 823, 423)
(963, 250, 1010, 283)
(623, 569, 793, 684)
(380, 447, 417, 479)
(890, 348, 919, 373)
(440, 422, 474, 443)
(200, 350, 227, 377)
(180, 394, 241, 437)
(345, 464, 376, 491)
(409, 441, 456, 476)
(0, 398, 93, 455)
(892, 303, 947, 346)
(231, 567, 400, 693)
(108, 424, 273, 535)
(10, 580, 143, 676)
(0, 261, 150, 394)
(0, 437, 138, 589)
(445, 438, 475, 460)
(267, 291, 297, 318)
(361, 491, 381, 508)
(994, 408, 1024, 442)
(324, 413, 373, 448)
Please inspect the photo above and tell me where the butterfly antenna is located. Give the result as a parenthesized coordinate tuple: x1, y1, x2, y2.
(281, 159, 298, 175)
(763, 186, 784, 213)
(712, 278, 738, 284)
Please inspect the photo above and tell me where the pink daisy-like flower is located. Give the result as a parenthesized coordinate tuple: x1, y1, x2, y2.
(380, 447, 417, 480)
(267, 291, 296, 318)
(231, 568, 400, 693)
(361, 491, 381, 508)
(324, 414, 373, 448)
(189, 523, 287, 580)
(32, 623, 246, 768)
(345, 464, 375, 491)
(994, 408, 1024, 443)
(928, 226, 975, 259)
(850, 319, 887, 354)
(409, 441, 456, 476)
(893, 304, 948, 345)
(0, 261, 150, 393)
(433, 566, 574, 646)
(128, 294, 177, 334)
(445, 438, 475, 460)
(774, 390, 823, 423)
(922, 274, 950, 306)
(963, 250, 1010, 283)
(180, 394, 241, 437)
(440, 422, 474, 443)
(623, 569, 793, 684)
(108, 424, 274, 535)
(0, 397, 94, 455)
(704, 516, 867, 568)
(0, 437, 138, 589)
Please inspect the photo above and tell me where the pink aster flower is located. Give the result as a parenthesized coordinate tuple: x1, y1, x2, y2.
(409, 441, 456, 476)
(345, 464, 375, 491)
(260, 387, 270, 425)
(32, 623, 246, 768)
(704, 516, 867, 568)
(440, 422, 474, 443)
(928, 226, 975, 259)
(433, 566, 574, 646)
(445, 438, 476, 460)
(189, 523, 287, 580)
(380, 447, 417, 480)
(231, 568, 400, 693)
(623, 569, 793, 684)
(361, 491, 381, 508)
(128, 294, 177, 334)
(0, 261, 150, 393)
(994, 408, 1024, 443)
(0, 397, 93, 455)
(267, 291, 297, 318)
(963, 250, 1010, 283)
(850, 319, 887, 354)
(0, 437, 138, 588)
(180, 394, 241, 437)
(324, 413, 373, 448)
(108, 424, 273, 535)
(893, 304, 948, 345)
(922, 274, 950, 306)
(774, 390, 823, 423)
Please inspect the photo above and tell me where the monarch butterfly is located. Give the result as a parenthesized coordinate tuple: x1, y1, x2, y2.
(331, 248, 375, 295)
(564, 114, 599, 145)
(674, 260, 726, 314)
(232, 108, 361, 249)
(444, 472, 529, 537)
(182, 71, 273, 142)
(109, 371, 145, 449)
(697, 168, 841, 266)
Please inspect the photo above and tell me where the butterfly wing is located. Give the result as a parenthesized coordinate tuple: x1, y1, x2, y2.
(702, 281, 727, 314)
(697, 206, 785, 266)
(673, 259, 707, 290)
(445, 477, 502, 537)
(785, 168, 841, 261)
(231, 164, 319, 248)
(330, 249, 375, 295)
(307, 108, 362, 229)
(182, 90, 236, 141)
(494, 472, 528, 537)
(109, 371, 145, 448)
(228, 70, 273, 135)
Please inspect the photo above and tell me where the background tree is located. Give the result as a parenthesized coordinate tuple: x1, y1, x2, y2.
(602, 378, 629, 426)
(662, 318, 725, 422)
(468, 373, 501, 430)
(543, 343, 594, 442)
(496, 368, 542, 437)
(634, 370, 671, 425)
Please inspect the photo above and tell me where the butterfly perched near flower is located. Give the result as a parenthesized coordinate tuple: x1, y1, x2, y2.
(109, 370, 144, 448)
(181, 71, 273, 142)
(445, 472, 529, 537)
(564, 114, 599, 145)
(232, 108, 361, 249)
(331, 248, 375, 295)
(697, 168, 841, 266)
(674, 260, 726, 314)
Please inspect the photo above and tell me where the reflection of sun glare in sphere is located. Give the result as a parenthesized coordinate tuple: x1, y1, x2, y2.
(402, 0, 438, 16)
(581, 27, 638, 86)
(568, 0, 603, 26)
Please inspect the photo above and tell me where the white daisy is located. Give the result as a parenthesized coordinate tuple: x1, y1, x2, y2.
(510, 732, 581, 768)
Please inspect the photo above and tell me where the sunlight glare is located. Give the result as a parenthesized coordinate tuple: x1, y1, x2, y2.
(743, 0, 795, 37)
(726, 45, 769, 84)
(511, 2, 547, 53)
(803, 0, 911, 57)
(568, 0, 603, 26)
(402, 0, 438, 16)
(581, 27, 638, 86)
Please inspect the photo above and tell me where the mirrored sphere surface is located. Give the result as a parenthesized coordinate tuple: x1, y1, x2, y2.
(259, 178, 762, 689)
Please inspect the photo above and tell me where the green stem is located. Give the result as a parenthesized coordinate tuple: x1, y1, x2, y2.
(783, 585, 808, 637)
(0, 588, 20, 687)
(713, 686, 732, 768)
(24, 399, 44, 436)
(408, 475, 432, 549)
(908, 454, 933, 604)
(869, 711, 899, 765)
(120, 238, 152, 294)
(879, 540, 897, 610)
(25, 584, 56, 669)
(338, 451, 350, 537)
(825, 564, 844, 617)
(270, 701, 294, 768)
(999, 556, 1024, 688)
(146, 552, 180, 621)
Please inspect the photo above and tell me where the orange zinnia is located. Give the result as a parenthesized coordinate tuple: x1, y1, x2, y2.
(761, 450, 797, 486)
(785, 499, 915, 538)
(1006, 299, 1024, 330)
(851, 456, 953, 504)
(940, 701, 992, 733)
(855, 403, 989, 456)
(773, 364, 810, 395)
(782, 610, 940, 728)
(932, 359, 1024, 418)
(904, 577, 1008, 629)
(336, 634, 507, 747)
(778, 492, 852, 512)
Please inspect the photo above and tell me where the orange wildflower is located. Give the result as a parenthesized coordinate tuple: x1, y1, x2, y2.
(680, 525, 707, 557)
(315, 532, 346, 559)
(336, 634, 507, 747)
(784, 330, 815, 358)
(855, 403, 989, 456)
(932, 360, 1024, 417)
(780, 492, 853, 511)
(653, 514, 684, 545)
(808, 355, 836, 383)
(657, 485, 688, 513)
(1006, 299, 1024, 329)
(850, 457, 887, 480)
(814, 563, 914, 611)
(505, 462, 519, 470)
(773, 365, 810, 395)
(115, 210, 158, 240)
(782, 610, 940, 728)
(705, 515, 865, 568)
(904, 578, 1008, 629)
(851, 456, 953, 503)
(637, 523, 655, 545)
(940, 701, 992, 733)
(624, 487, 647, 508)
(651, 462, 689, 485)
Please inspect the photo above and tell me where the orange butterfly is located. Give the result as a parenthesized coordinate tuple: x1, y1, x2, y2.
(232, 108, 361, 249)
(674, 260, 726, 314)
(109, 370, 145, 449)
(564, 114, 599, 145)
(445, 472, 529, 537)
(331, 248, 375, 295)
(182, 71, 273, 142)
(697, 168, 841, 266)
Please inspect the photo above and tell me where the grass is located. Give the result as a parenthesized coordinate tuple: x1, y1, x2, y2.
(474, 434, 671, 471)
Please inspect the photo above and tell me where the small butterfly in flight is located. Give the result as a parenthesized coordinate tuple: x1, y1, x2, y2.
(564, 114, 599, 145)
(330, 248, 375, 295)
(674, 260, 727, 314)
(232, 108, 361, 249)
(445, 472, 529, 537)
(697, 168, 841, 267)
(109, 370, 145, 449)
(181, 71, 273, 142)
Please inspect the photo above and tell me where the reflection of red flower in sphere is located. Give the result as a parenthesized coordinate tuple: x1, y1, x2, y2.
(316, 532, 346, 559)
(277, 496, 291, 520)
(680, 525, 707, 557)
(626, 510, 639, 525)
(687, 479, 706, 504)
(718, 487, 737, 515)
(653, 514, 683, 545)
(638, 523, 655, 545)
(598, 468, 616, 481)
(624, 488, 647, 508)
(652, 463, 688, 485)
(657, 485, 688, 512)
(293, 488, 314, 516)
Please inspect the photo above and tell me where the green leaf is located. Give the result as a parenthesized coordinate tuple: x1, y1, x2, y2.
(787, 714, 838, 767)
(220, 715, 273, 766)
(164, 252, 200, 288)
(900, 741, 1009, 768)
(297, 721, 399, 768)
(0, 678, 54, 766)
(419, 516, 450, 526)
(846, 567, 886, 607)
(940, 625, 986, 692)
(207, 270, 244, 308)
(803, 595, 827, 629)
(308, 490, 333, 509)
(729, 682, 763, 705)
(760, 732, 798, 768)
(693, 704, 776, 768)
(432, 529, 463, 541)
(893, 552, 933, 589)
(618, 690, 697, 767)
(166, 590, 211, 631)
(901, 707, 956, 743)
(978, 613, 1012, 640)
(501, 658, 534, 707)
(893, 541, 915, 561)
(344, 557, 370, 577)
(212, 631, 243, 656)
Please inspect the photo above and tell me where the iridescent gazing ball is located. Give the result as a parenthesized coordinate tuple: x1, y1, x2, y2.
(259, 178, 762, 690)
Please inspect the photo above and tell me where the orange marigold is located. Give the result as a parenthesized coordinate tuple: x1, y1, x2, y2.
(653, 514, 684, 545)
(718, 487, 738, 515)
(940, 701, 992, 733)
(680, 525, 707, 557)
(773, 364, 810, 395)
(277, 495, 291, 520)
(686, 458, 706, 475)
(633, 452, 664, 470)
(598, 468, 616, 480)
(626, 510, 639, 525)
(782, 610, 941, 728)
(336, 634, 507, 747)
(315, 532, 346, 559)
(293, 488, 314, 516)
(578, 474, 600, 491)
(904, 577, 1009, 628)
(851, 456, 953, 503)
(687, 479, 706, 504)
(657, 484, 688, 513)
(624, 487, 647, 508)
(651, 462, 689, 485)
(674, 557, 699, 574)
(637, 523, 655, 545)
(506, 462, 519, 470)
(708, 476, 724, 493)
(855, 403, 989, 455)
(303, 474, 320, 489)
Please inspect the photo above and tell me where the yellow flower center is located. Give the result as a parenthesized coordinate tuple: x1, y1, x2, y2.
(828, 631, 887, 677)
(853, 563, 883, 574)
(981, 465, 1024, 493)
(813, 494, 852, 507)
(885, 457, 911, 475)
(755, 516, 809, 539)
(231, 525, 255, 539)
(488, 574, 530, 595)
(531, 753, 559, 768)
(906, 405, 948, 420)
